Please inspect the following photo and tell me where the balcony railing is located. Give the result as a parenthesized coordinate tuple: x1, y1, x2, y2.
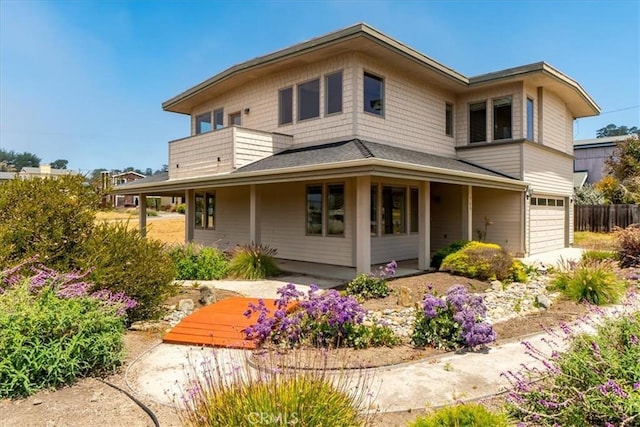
(168, 127, 293, 180)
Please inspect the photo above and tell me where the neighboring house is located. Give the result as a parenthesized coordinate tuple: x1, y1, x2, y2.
(19, 164, 74, 180)
(0, 171, 17, 183)
(115, 23, 600, 272)
(573, 135, 635, 187)
(111, 171, 146, 207)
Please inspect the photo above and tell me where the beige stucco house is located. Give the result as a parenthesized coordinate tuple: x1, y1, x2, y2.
(116, 23, 600, 272)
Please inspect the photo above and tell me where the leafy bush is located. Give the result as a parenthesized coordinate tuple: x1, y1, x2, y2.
(616, 224, 640, 267)
(505, 301, 640, 426)
(509, 259, 530, 283)
(411, 285, 495, 350)
(176, 350, 370, 427)
(574, 183, 605, 205)
(550, 259, 625, 305)
(176, 204, 186, 214)
(79, 222, 178, 322)
(431, 240, 469, 269)
(146, 209, 159, 217)
(244, 284, 398, 349)
(346, 261, 396, 299)
(409, 403, 509, 427)
(0, 266, 130, 398)
(227, 243, 279, 280)
(168, 243, 228, 280)
(581, 249, 617, 262)
(0, 175, 98, 270)
(439, 241, 513, 281)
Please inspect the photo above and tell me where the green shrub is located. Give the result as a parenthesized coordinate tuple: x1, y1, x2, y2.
(581, 249, 617, 262)
(431, 240, 469, 269)
(169, 243, 228, 280)
(409, 403, 510, 427)
(439, 241, 513, 281)
(176, 350, 369, 426)
(146, 209, 159, 217)
(346, 261, 396, 300)
(343, 324, 400, 349)
(0, 175, 98, 270)
(506, 310, 640, 426)
(509, 259, 529, 283)
(0, 280, 125, 398)
(550, 259, 625, 305)
(616, 224, 640, 267)
(227, 243, 279, 280)
(176, 203, 186, 214)
(79, 222, 178, 322)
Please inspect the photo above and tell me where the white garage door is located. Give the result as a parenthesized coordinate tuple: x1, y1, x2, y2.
(530, 196, 566, 254)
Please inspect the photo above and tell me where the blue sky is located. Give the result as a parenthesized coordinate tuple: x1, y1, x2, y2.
(1, 0, 638, 173)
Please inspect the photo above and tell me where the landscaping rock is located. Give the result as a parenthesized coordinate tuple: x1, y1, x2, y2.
(397, 286, 414, 307)
(490, 280, 503, 291)
(536, 294, 552, 310)
(178, 299, 195, 312)
(199, 286, 217, 306)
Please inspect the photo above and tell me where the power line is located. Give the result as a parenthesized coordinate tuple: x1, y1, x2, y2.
(598, 105, 640, 115)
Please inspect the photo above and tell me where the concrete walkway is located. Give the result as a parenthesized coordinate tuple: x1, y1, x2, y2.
(126, 247, 619, 414)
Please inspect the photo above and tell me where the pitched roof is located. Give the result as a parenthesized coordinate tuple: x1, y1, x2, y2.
(235, 139, 515, 180)
(115, 172, 169, 187)
(0, 172, 16, 180)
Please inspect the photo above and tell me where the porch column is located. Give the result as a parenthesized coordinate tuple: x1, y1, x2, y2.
(185, 189, 195, 242)
(418, 181, 431, 270)
(355, 176, 371, 273)
(249, 185, 261, 244)
(461, 185, 473, 241)
(138, 194, 147, 237)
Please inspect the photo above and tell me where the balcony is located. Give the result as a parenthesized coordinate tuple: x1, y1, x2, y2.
(168, 127, 293, 180)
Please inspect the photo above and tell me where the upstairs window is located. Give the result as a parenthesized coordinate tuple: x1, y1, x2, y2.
(298, 79, 320, 121)
(364, 72, 384, 116)
(445, 103, 454, 136)
(278, 87, 293, 125)
(526, 98, 534, 140)
(229, 112, 241, 126)
(214, 108, 224, 130)
(325, 71, 343, 115)
(469, 101, 486, 143)
(195, 112, 212, 134)
(493, 97, 512, 140)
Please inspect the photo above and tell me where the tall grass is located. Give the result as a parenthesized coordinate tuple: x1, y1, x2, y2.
(227, 243, 280, 280)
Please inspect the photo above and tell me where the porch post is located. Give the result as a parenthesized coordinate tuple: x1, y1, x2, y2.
(418, 181, 431, 270)
(461, 185, 473, 241)
(249, 184, 261, 244)
(185, 189, 195, 242)
(139, 193, 147, 237)
(355, 176, 371, 273)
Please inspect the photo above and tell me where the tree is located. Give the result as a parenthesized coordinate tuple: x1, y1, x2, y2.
(596, 124, 639, 138)
(606, 136, 640, 183)
(50, 159, 68, 170)
(0, 149, 40, 170)
(574, 184, 605, 205)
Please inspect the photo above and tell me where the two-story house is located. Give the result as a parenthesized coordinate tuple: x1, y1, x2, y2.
(116, 23, 599, 273)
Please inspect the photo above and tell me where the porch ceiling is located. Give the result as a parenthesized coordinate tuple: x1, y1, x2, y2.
(113, 140, 527, 196)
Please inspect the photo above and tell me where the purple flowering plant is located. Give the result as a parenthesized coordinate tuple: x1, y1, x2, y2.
(1, 260, 137, 317)
(243, 283, 397, 348)
(411, 284, 495, 350)
(503, 289, 640, 426)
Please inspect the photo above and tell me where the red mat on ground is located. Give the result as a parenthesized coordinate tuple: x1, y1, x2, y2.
(163, 297, 294, 349)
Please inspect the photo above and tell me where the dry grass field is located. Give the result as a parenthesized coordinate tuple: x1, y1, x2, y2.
(95, 210, 185, 245)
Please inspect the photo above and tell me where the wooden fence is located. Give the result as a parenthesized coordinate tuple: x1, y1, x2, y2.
(574, 204, 640, 232)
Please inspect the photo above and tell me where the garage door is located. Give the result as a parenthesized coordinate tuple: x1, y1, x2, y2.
(530, 196, 566, 254)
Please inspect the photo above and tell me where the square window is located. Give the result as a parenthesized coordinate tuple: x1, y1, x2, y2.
(279, 87, 293, 125)
(195, 112, 212, 134)
(493, 97, 512, 140)
(364, 72, 384, 116)
(548, 199, 556, 207)
(531, 197, 537, 206)
(445, 103, 454, 137)
(538, 198, 547, 206)
(327, 184, 344, 236)
(557, 199, 564, 207)
(325, 71, 343, 115)
(229, 112, 241, 126)
(298, 79, 320, 121)
(214, 108, 224, 130)
(469, 102, 486, 143)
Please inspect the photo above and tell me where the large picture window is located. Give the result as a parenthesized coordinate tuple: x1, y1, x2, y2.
(279, 87, 293, 125)
(364, 72, 384, 116)
(469, 101, 486, 143)
(195, 112, 212, 134)
(493, 97, 512, 140)
(195, 192, 215, 229)
(306, 184, 344, 236)
(325, 71, 343, 115)
(298, 79, 320, 121)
